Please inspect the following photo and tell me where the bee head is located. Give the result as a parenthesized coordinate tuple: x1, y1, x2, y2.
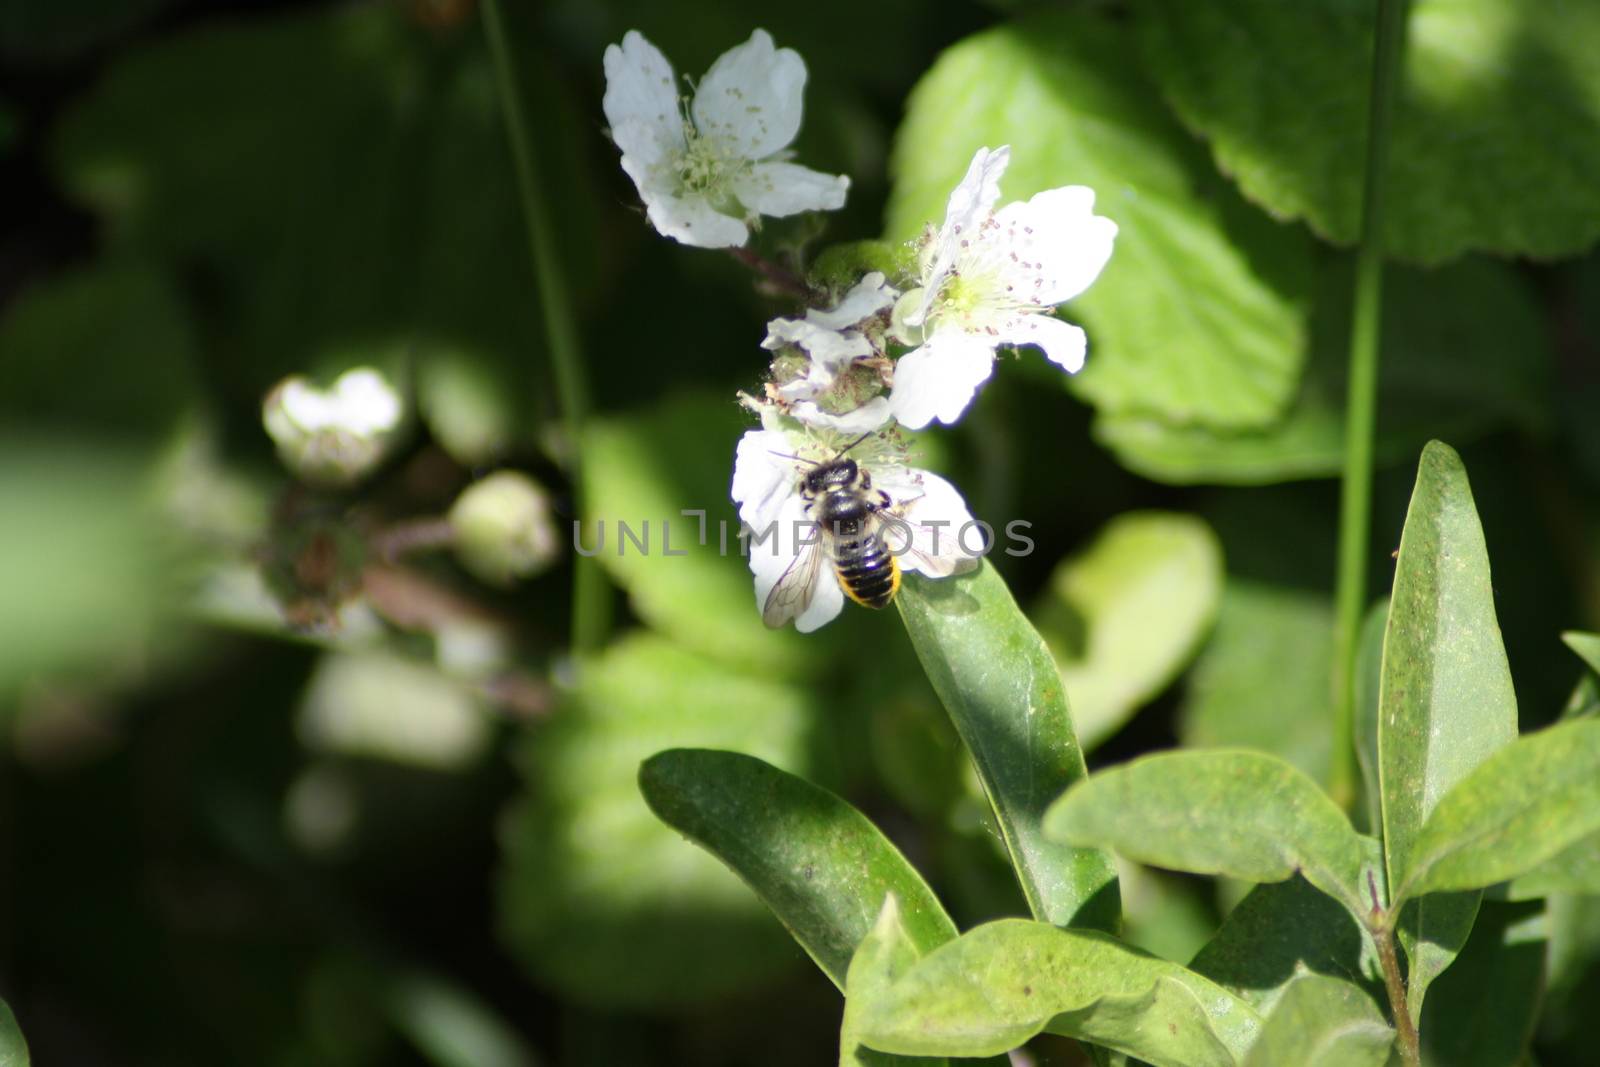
(803, 457, 860, 495)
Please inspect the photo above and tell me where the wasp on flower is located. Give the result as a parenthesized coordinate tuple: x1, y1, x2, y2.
(888, 145, 1117, 429)
(731, 412, 981, 632)
(602, 29, 849, 248)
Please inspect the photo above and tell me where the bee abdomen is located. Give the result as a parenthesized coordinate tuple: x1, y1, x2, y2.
(834, 535, 900, 610)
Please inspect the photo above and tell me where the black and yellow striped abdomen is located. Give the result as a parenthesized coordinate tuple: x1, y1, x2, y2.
(832, 530, 900, 609)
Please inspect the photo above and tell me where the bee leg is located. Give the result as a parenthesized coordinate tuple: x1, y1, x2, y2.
(877, 490, 891, 510)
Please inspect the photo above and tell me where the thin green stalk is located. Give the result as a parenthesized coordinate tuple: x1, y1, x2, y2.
(1332, 0, 1411, 812)
(482, 0, 609, 653)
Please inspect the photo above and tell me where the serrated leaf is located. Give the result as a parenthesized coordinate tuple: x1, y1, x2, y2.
(840, 898, 948, 1067)
(1418, 899, 1545, 1067)
(1138, 0, 1600, 262)
(1379, 441, 1518, 1015)
(638, 749, 956, 991)
(1242, 974, 1393, 1067)
(897, 564, 1118, 930)
(1035, 512, 1223, 750)
(1095, 258, 1551, 485)
(1189, 874, 1385, 1019)
(1400, 720, 1600, 899)
(853, 919, 1261, 1063)
(497, 635, 820, 1007)
(0, 999, 28, 1067)
(1045, 750, 1369, 917)
(887, 10, 1313, 431)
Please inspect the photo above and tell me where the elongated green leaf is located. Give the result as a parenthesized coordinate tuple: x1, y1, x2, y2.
(887, 9, 1312, 432)
(840, 898, 948, 1067)
(853, 919, 1261, 1063)
(638, 749, 957, 991)
(1509, 832, 1600, 899)
(1045, 750, 1368, 916)
(1242, 974, 1393, 1067)
(1138, 0, 1600, 262)
(1353, 600, 1389, 836)
(1400, 720, 1600, 898)
(1379, 441, 1517, 1015)
(1563, 631, 1600, 679)
(897, 564, 1118, 930)
(1035, 512, 1223, 750)
(1418, 899, 1545, 1067)
(1189, 874, 1385, 1019)
(0, 999, 27, 1067)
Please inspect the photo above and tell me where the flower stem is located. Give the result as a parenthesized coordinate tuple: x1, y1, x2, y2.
(481, 0, 609, 654)
(727, 246, 814, 301)
(1332, 0, 1411, 811)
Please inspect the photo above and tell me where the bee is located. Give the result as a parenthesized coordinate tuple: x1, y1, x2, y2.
(761, 434, 974, 628)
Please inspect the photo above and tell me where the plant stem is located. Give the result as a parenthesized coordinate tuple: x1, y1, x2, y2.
(727, 246, 813, 300)
(1372, 916, 1423, 1064)
(1332, 0, 1411, 810)
(482, 0, 609, 654)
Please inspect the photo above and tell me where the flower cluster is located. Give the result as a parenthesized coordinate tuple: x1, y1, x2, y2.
(603, 30, 1116, 630)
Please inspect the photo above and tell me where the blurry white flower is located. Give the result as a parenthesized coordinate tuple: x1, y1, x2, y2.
(888, 145, 1116, 429)
(730, 419, 981, 632)
(448, 470, 559, 586)
(763, 271, 897, 433)
(603, 29, 849, 248)
(263, 366, 404, 487)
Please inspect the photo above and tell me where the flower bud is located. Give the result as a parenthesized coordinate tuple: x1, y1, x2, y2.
(448, 471, 559, 586)
(263, 367, 404, 487)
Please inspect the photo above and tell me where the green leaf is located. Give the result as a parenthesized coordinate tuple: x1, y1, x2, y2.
(1035, 512, 1223, 750)
(1095, 258, 1551, 485)
(1045, 750, 1369, 916)
(1353, 600, 1389, 836)
(1189, 874, 1384, 1018)
(1379, 441, 1518, 1014)
(1508, 832, 1600, 899)
(896, 563, 1119, 930)
(1242, 974, 1393, 1067)
(0, 999, 28, 1067)
(840, 898, 948, 1067)
(1138, 0, 1600, 262)
(497, 635, 821, 1008)
(638, 749, 957, 991)
(1562, 631, 1600, 680)
(1181, 582, 1336, 786)
(1400, 720, 1600, 898)
(853, 919, 1261, 1063)
(887, 9, 1313, 431)
(1418, 899, 1545, 1067)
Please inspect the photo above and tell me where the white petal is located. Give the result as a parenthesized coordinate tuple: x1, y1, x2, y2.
(731, 161, 848, 218)
(809, 272, 896, 331)
(329, 368, 403, 435)
(731, 429, 801, 530)
(748, 492, 842, 632)
(795, 568, 844, 632)
(639, 185, 748, 248)
(991, 186, 1117, 306)
(912, 145, 1010, 326)
(897, 470, 983, 578)
(692, 29, 805, 160)
(788, 397, 892, 434)
(887, 333, 996, 429)
(996, 314, 1088, 373)
(602, 32, 682, 142)
(278, 379, 337, 432)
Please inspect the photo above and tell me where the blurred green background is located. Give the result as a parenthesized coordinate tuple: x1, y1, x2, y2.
(1, 0, 1598, 1064)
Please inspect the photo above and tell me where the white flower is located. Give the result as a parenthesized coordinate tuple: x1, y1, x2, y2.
(263, 367, 405, 487)
(762, 271, 897, 434)
(730, 418, 982, 632)
(888, 145, 1117, 429)
(603, 29, 849, 248)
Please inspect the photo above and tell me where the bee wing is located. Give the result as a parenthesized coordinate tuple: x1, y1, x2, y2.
(879, 470, 983, 579)
(750, 495, 845, 632)
(761, 536, 829, 628)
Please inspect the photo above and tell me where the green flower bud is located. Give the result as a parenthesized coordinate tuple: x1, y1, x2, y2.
(448, 471, 559, 586)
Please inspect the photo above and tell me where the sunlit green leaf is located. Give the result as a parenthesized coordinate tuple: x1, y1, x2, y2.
(897, 564, 1118, 930)
(1045, 750, 1369, 917)
(840, 898, 948, 1067)
(0, 999, 28, 1067)
(1189, 873, 1385, 1019)
(1095, 259, 1551, 484)
(1138, 0, 1600, 262)
(1562, 631, 1600, 680)
(1400, 720, 1600, 898)
(1418, 899, 1545, 1067)
(638, 749, 956, 992)
(1242, 974, 1393, 1067)
(1035, 512, 1223, 749)
(497, 635, 821, 1007)
(1380, 441, 1517, 1015)
(853, 919, 1261, 1063)
(887, 9, 1313, 431)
